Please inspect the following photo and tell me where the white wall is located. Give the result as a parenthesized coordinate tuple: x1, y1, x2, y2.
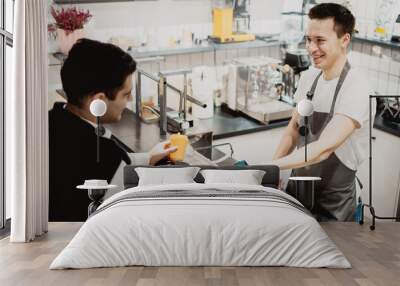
(64, 0, 400, 48)
(75, 0, 282, 27)
(52, 0, 283, 44)
(349, 0, 400, 38)
(49, 0, 400, 50)
(78, 0, 212, 29)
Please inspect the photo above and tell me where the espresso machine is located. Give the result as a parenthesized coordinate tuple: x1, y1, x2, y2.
(225, 56, 295, 124)
(280, 1, 311, 96)
(284, 49, 311, 74)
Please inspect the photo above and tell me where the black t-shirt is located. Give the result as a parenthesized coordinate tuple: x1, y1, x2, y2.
(49, 102, 130, 221)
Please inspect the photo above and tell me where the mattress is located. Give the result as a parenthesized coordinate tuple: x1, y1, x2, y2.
(50, 183, 351, 269)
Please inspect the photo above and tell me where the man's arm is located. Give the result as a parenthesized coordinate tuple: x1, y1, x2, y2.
(273, 110, 301, 160)
(271, 113, 358, 170)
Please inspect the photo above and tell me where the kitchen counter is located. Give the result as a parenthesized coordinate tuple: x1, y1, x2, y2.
(51, 36, 281, 63)
(213, 106, 400, 139)
(51, 35, 400, 65)
(106, 106, 289, 144)
(54, 88, 288, 163)
(209, 106, 289, 140)
(107, 106, 399, 152)
(103, 105, 290, 165)
(104, 108, 214, 165)
(130, 37, 281, 59)
(353, 35, 400, 50)
(374, 116, 400, 138)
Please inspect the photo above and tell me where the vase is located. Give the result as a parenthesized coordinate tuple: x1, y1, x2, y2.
(56, 28, 85, 55)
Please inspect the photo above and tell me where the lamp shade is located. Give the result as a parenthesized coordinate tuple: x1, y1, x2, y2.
(297, 99, 314, 117)
(90, 99, 107, 117)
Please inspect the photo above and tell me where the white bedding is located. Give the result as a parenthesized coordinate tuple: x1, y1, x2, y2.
(50, 183, 351, 269)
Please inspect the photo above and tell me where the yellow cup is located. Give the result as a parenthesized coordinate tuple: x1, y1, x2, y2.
(169, 133, 189, 161)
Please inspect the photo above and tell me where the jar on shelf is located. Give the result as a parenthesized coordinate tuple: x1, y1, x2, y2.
(374, 0, 397, 41)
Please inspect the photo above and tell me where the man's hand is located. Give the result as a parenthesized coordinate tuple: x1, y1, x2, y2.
(149, 141, 178, 166)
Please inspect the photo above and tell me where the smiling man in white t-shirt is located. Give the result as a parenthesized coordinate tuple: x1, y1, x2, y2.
(271, 3, 375, 221)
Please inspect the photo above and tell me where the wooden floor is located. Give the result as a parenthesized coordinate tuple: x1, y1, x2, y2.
(0, 222, 399, 286)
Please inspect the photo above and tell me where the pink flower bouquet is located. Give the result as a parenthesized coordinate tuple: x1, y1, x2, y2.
(49, 6, 92, 54)
(50, 6, 92, 34)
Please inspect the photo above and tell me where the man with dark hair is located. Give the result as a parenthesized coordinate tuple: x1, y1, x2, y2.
(272, 3, 375, 221)
(49, 39, 176, 222)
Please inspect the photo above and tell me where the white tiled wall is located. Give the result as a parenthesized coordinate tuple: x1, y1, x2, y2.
(55, 0, 400, 50)
(349, 40, 400, 95)
(316, 0, 400, 95)
(50, 0, 283, 49)
(350, 0, 400, 38)
(48, 0, 400, 97)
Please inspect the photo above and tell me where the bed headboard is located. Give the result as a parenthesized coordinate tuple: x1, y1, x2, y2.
(123, 165, 280, 189)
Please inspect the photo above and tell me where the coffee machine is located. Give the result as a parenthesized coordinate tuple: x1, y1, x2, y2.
(284, 49, 311, 74)
(225, 56, 295, 124)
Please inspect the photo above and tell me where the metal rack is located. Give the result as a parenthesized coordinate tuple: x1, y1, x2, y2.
(361, 95, 400, 230)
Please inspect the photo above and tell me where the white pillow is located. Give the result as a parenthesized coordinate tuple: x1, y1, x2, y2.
(135, 167, 200, 186)
(200, 169, 266, 185)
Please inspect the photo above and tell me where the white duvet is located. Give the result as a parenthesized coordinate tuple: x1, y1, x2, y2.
(50, 183, 351, 269)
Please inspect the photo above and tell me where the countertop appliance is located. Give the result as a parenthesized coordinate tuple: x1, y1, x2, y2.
(211, 0, 255, 43)
(225, 56, 295, 124)
(284, 48, 311, 74)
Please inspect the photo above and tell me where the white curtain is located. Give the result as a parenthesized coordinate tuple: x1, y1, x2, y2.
(7, 0, 49, 242)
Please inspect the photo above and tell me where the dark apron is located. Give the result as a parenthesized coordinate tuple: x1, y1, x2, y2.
(286, 61, 357, 222)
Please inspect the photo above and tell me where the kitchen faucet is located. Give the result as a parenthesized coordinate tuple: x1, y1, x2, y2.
(135, 68, 207, 135)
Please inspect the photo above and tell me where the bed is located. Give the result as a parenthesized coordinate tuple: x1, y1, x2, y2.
(50, 165, 351, 269)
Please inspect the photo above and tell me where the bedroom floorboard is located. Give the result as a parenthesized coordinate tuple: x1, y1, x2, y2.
(0, 222, 399, 286)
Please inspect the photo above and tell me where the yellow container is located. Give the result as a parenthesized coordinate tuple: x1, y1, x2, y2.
(212, 8, 234, 41)
(169, 133, 189, 161)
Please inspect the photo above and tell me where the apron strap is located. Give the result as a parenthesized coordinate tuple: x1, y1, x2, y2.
(329, 60, 351, 118)
(306, 72, 323, 100)
(306, 60, 351, 116)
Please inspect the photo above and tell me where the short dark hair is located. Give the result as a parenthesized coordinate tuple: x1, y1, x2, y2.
(309, 3, 355, 38)
(61, 38, 136, 107)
